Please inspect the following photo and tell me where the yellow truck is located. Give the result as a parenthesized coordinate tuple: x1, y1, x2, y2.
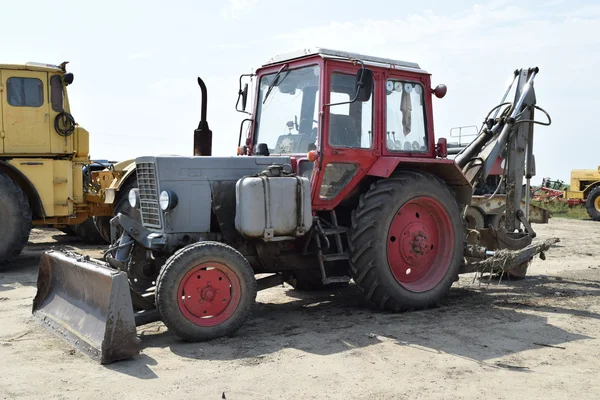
(0, 61, 137, 266)
(564, 167, 600, 220)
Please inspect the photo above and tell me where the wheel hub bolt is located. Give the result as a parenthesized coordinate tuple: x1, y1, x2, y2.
(201, 287, 216, 301)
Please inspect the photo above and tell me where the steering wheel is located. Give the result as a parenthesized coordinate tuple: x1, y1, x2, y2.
(298, 118, 318, 131)
(298, 118, 319, 142)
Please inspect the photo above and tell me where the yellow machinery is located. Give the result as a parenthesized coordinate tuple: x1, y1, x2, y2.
(564, 167, 600, 220)
(0, 61, 137, 266)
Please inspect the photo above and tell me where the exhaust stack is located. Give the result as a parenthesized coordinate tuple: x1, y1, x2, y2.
(193, 77, 212, 156)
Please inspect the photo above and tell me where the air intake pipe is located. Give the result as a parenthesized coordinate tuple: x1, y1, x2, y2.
(193, 77, 212, 156)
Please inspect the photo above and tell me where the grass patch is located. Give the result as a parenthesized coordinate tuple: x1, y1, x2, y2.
(531, 200, 590, 220)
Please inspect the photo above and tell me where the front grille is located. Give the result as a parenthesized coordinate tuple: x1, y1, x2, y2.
(136, 162, 162, 229)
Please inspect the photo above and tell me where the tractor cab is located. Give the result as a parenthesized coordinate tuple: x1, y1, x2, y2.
(236, 48, 448, 208)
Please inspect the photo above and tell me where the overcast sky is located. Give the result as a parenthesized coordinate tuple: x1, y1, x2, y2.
(4, 0, 599, 184)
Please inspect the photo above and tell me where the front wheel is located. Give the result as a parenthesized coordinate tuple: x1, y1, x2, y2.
(0, 173, 32, 267)
(156, 241, 257, 341)
(586, 187, 600, 221)
(348, 171, 464, 311)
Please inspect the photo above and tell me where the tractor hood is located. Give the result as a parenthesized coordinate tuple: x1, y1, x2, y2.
(133, 155, 292, 238)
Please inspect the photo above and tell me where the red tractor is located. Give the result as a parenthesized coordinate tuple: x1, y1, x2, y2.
(32, 48, 558, 364)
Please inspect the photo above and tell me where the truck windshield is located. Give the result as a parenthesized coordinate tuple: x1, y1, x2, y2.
(254, 65, 320, 154)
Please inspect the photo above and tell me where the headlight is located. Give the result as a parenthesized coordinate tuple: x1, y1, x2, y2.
(128, 188, 140, 208)
(159, 190, 178, 211)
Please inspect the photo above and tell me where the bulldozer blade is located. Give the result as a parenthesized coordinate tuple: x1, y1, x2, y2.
(32, 250, 140, 364)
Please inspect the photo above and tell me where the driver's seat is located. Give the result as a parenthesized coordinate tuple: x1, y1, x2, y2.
(329, 114, 360, 147)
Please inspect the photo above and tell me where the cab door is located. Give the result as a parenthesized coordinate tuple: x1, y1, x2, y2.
(1, 70, 51, 154)
(311, 63, 381, 210)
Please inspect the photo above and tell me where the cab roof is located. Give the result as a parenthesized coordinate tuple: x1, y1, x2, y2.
(0, 62, 65, 73)
(263, 47, 427, 74)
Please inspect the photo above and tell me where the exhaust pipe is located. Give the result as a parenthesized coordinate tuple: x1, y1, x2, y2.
(193, 77, 212, 156)
(32, 250, 140, 364)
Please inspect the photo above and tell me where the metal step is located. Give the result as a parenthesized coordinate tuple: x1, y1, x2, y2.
(322, 276, 351, 285)
(322, 253, 349, 262)
(322, 227, 348, 235)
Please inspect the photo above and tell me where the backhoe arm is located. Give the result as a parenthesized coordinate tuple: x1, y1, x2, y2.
(455, 67, 550, 234)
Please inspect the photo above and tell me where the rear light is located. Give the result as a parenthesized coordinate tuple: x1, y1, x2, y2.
(436, 138, 447, 158)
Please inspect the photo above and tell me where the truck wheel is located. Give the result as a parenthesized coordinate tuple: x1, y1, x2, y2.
(348, 171, 463, 311)
(464, 206, 485, 230)
(71, 218, 108, 245)
(94, 176, 140, 243)
(156, 241, 257, 341)
(586, 187, 600, 221)
(0, 173, 32, 267)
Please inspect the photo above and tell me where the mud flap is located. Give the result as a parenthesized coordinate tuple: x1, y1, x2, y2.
(32, 250, 140, 364)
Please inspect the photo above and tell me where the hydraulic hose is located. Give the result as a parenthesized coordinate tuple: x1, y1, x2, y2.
(54, 111, 76, 137)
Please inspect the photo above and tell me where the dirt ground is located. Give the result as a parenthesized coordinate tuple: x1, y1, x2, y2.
(1, 218, 600, 399)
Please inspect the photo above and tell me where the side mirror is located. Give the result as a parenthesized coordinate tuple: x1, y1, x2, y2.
(355, 68, 373, 102)
(432, 84, 447, 99)
(241, 83, 248, 111)
(236, 73, 254, 115)
(63, 73, 74, 86)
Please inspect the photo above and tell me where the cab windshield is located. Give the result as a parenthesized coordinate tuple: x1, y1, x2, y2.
(254, 65, 320, 154)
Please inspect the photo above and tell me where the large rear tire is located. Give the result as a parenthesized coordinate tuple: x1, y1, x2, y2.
(348, 171, 464, 311)
(586, 187, 600, 221)
(156, 241, 257, 341)
(0, 173, 32, 267)
(94, 175, 140, 243)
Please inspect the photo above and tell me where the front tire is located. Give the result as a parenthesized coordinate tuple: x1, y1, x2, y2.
(0, 173, 32, 267)
(348, 171, 464, 311)
(586, 187, 600, 221)
(156, 241, 257, 341)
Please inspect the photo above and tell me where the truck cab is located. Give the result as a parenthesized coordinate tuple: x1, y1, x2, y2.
(0, 62, 91, 220)
(0, 62, 85, 156)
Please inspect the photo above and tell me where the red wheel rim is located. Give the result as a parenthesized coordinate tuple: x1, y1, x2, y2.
(177, 262, 241, 327)
(387, 196, 454, 292)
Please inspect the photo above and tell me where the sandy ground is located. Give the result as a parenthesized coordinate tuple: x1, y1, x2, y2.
(1, 219, 600, 399)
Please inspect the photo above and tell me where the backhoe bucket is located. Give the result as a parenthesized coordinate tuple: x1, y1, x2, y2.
(32, 250, 140, 364)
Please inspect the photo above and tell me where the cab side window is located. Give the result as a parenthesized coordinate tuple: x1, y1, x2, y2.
(7, 77, 44, 107)
(328, 72, 373, 149)
(50, 75, 64, 111)
(385, 79, 427, 152)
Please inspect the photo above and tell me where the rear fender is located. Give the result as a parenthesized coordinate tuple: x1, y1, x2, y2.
(0, 160, 45, 218)
(367, 157, 473, 205)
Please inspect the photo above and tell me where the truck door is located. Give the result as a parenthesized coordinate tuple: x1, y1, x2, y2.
(1, 70, 51, 154)
(311, 64, 380, 209)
